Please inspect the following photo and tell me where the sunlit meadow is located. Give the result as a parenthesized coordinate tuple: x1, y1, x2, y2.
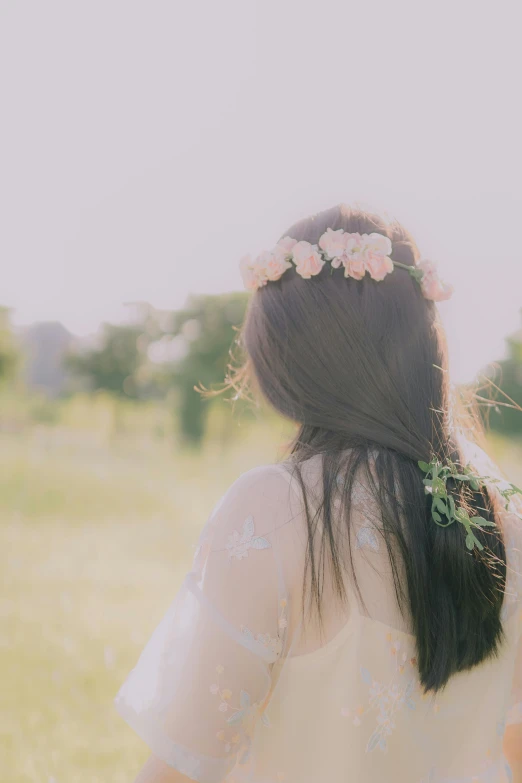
(1, 394, 292, 783)
(1, 393, 521, 783)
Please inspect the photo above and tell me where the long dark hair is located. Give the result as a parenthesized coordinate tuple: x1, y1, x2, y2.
(238, 204, 506, 692)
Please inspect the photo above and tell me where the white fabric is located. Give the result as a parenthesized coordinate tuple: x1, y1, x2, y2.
(115, 458, 522, 783)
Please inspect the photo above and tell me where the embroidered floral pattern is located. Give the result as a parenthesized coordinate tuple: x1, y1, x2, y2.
(226, 516, 271, 560)
(351, 481, 374, 508)
(241, 626, 283, 657)
(240, 598, 288, 658)
(210, 664, 270, 765)
(341, 634, 419, 752)
(356, 526, 380, 553)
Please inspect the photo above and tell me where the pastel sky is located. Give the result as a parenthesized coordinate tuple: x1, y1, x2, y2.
(1, 0, 521, 383)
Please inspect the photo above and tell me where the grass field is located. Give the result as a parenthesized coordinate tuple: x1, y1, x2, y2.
(2, 408, 522, 783)
(1, 404, 291, 783)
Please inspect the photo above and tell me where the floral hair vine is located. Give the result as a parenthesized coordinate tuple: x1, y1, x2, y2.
(418, 458, 522, 551)
(240, 228, 453, 302)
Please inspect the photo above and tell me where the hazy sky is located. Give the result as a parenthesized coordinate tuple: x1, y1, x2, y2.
(1, 0, 521, 383)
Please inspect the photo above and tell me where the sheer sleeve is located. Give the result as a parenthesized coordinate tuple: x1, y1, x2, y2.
(507, 631, 522, 726)
(115, 465, 296, 783)
(506, 517, 522, 728)
(504, 498, 522, 729)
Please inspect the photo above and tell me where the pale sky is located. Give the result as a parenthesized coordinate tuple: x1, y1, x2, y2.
(1, 0, 521, 384)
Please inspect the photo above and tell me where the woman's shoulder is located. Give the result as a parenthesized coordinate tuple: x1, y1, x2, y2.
(233, 456, 327, 507)
(228, 461, 299, 498)
(203, 462, 303, 547)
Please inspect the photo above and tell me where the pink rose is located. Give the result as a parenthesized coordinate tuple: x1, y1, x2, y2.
(362, 232, 393, 257)
(291, 241, 325, 279)
(343, 256, 367, 280)
(418, 260, 453, 302)
(340, 233, 367, 279)
(318, 228, 346, 260)
(343, 232, 365, 256)
(365, 251, 394, 281)
(239, 254, 266, 291)
(277, 236, 298, 254)
(361, 233, 393, 281)
(263, 246, 293, 281)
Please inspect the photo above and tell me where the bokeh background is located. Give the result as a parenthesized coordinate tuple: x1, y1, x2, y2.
(1, 1, 522, 781)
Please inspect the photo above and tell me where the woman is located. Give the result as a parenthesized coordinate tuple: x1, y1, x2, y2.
(116, 205, 522, 782)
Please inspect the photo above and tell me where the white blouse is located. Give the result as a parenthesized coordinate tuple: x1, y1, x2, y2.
(115, 457, 522, 783)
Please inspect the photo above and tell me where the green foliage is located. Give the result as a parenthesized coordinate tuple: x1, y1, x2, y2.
(65, 295, 249, 442)
(66, 323, 145, 398)
(164, 292, 249, 444)
(0, 422, 282, 783)
(0, 306, 19, 383)
(0, 414, 520, 781)
(29, 395, 61, 425)
(489, 320, 522, 434)
(418, 457, 522, 551)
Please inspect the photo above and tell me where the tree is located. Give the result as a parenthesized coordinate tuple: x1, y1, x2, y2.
(67, 322, 145, 398)
(0, 307, 19, 384)
(164, 292, 248, 443)
(488, 311, 522, 435)
(64, 294, 249, 443)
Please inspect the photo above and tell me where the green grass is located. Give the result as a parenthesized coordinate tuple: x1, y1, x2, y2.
(1, 411, 521, 783)
(0, 411, 289, 783)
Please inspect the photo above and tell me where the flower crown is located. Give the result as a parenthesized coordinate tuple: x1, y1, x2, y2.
(240, 229, 453, 302)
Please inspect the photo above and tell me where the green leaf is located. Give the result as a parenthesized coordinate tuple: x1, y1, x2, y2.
(470, 479, 480, 491)
(471, 516, 495, 528)
(432, 478, 446, 495)
(423, 479, 433, 487)
(418, 461, 430, 473)
(465, 532, 484, 552)
(227, 709, 246, 725)
(408, 267, 424, 282)
(448, 495, 456, 517)
(432, 511, 442, 522)
(366, 728, 382, 753)
(435, 498, 447, 514)
(455, 508, 470, 523)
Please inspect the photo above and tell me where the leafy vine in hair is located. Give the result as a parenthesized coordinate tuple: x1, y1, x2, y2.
(418, 458, 522, 551)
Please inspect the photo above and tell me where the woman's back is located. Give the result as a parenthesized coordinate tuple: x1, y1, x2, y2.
(116, 205, 522, 782)
(116, 458, 522, 782)
(255, 462, 522, 783)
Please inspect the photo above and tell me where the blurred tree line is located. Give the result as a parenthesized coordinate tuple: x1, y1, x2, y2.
(65, 293, 249, 443)
(1, 298, 522, 444)
(487, 317, 522, 435)
(0, 307, 19, 384)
